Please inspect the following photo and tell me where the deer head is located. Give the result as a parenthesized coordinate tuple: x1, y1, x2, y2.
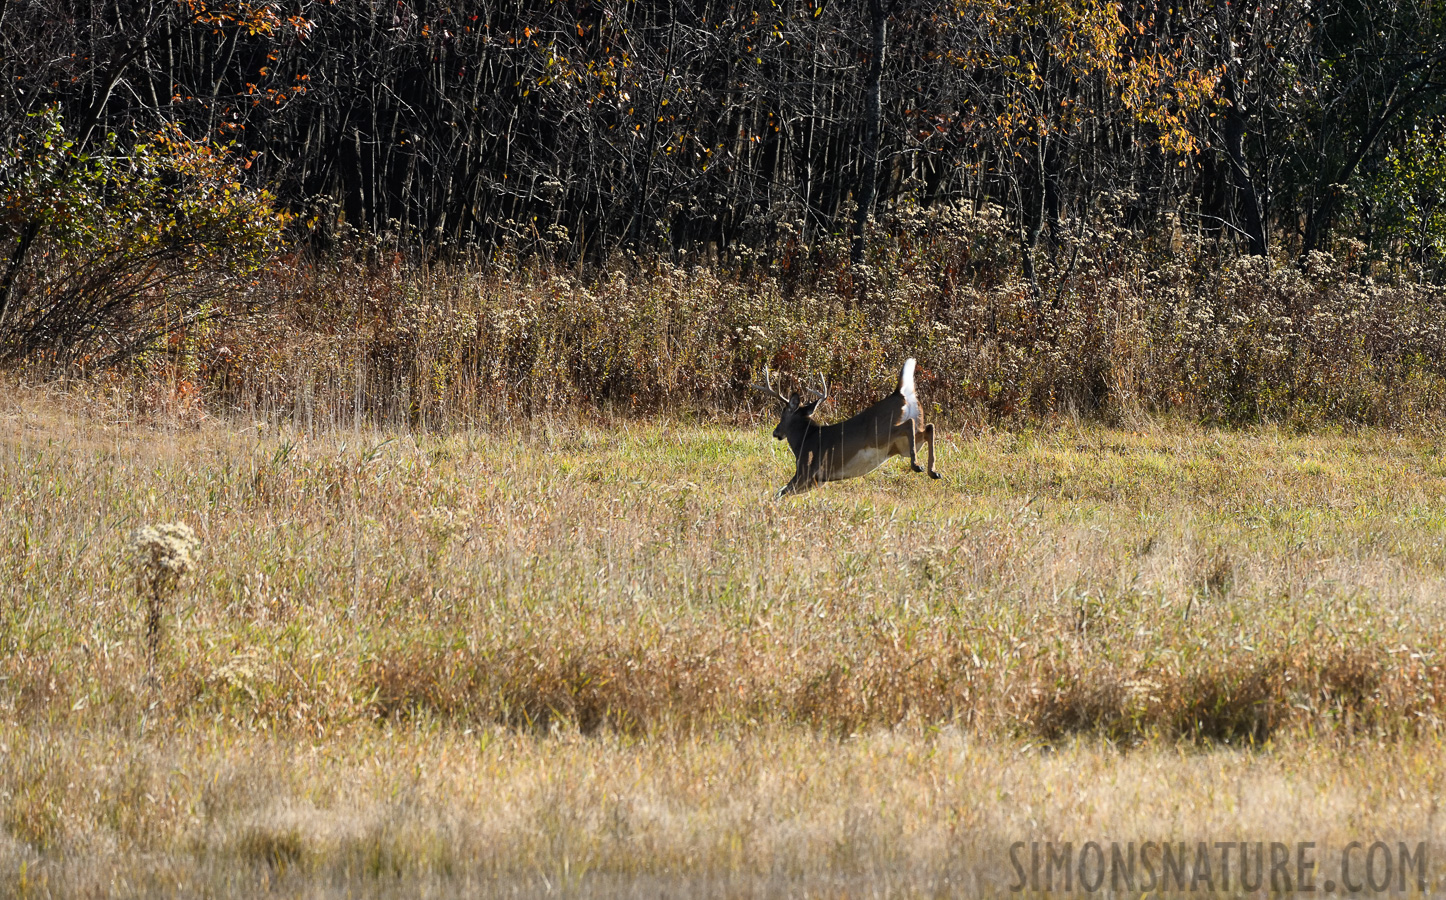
(750, 368, 828, 442)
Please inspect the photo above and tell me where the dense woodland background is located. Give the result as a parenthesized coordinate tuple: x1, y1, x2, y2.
(6, 0, 1444, 261)
(1, 0, 1445, 424)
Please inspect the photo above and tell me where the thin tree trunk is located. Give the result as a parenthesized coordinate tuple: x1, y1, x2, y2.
(851, 0, 888, 265)
(1214, 1, 1266, 258)
(629, 7, 677, 250)
(1221, 80, 1267, 257)
(0, 220, 40, 334)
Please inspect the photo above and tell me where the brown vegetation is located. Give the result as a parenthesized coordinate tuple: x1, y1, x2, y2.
(5, 384, 1446, 894)
(7, 382, 1446, 748)
(100, 219, 1446, 436)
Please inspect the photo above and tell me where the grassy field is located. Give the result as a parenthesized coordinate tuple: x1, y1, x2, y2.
(4, 383, 1446, 897)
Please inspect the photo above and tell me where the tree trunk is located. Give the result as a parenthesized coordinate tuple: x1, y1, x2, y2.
(851, 0, 888, 265)
(629, 8, 677, 250)
(0, 220, 40, 335)
(1221, 81, 1268, 257)
(1214, 0, 1267, 258)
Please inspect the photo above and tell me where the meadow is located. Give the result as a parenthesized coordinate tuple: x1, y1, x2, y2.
(5, 0, 1446, 889)
(4, 379, 1446, 897)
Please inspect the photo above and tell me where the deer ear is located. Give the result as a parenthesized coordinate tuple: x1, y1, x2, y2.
(797, 399, 820, 417)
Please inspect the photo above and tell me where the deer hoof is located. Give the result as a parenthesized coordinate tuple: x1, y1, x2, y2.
(929, 471, 942, 480)
(911, 463, 924, 473)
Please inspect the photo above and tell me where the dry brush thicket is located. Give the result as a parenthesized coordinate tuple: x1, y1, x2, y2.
(169, 217, 1446, 436)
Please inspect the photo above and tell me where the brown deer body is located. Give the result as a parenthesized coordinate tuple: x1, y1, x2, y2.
(753, 358, 940, 496)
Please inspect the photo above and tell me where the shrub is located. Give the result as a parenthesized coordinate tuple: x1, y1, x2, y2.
(0, 106, 289, 367)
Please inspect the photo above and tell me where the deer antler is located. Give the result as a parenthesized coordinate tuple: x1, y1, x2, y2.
(748, 366, 788, 402)
(807, 374, 829, 405)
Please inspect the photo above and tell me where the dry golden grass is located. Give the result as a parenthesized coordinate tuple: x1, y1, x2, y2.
(4, 382, 1446, 895)
(4, 724, 1445, 897)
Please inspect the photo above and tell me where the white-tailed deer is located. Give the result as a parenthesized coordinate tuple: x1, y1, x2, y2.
(751, 358, 941, 496)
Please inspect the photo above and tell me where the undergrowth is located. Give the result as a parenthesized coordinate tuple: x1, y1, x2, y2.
(47, 205, 1446, 432)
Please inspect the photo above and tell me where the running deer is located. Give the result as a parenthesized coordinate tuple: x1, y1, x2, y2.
(751, 358, 941, 496)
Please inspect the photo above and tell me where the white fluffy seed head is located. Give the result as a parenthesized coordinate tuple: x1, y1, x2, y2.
(131, 522, 200, 579)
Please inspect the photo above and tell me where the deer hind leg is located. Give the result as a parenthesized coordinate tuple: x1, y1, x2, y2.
(923, 422, 940, 479)
(908, 426, 925, 473)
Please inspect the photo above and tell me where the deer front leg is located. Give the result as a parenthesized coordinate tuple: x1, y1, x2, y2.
(778, 479, 812, 497)
(779, 449, 820, 497)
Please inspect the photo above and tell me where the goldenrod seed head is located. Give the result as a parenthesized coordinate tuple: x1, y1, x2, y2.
(131, 522, 200, 578)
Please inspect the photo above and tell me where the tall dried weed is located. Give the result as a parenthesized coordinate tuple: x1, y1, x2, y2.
(152, 211, 1446, 431)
